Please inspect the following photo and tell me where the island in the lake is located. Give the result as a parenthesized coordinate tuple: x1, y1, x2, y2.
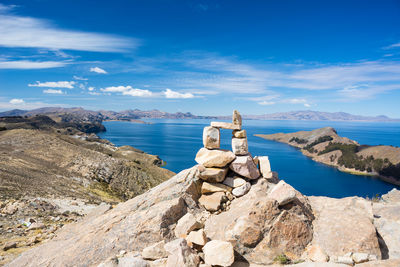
(255, 127, 400, 186)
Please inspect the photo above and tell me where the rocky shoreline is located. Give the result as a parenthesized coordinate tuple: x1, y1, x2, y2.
(255, 127, 400, 187)
(5, 111, 400, 267)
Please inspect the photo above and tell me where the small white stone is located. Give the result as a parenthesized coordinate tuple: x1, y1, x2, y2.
(223, 177, 246, 188)
(352, 252, 369, 263)
(203, 240, 234, 267)
(336, 256, 354, 265)
(232, 138, 248, 155)
(232, 182, 251, 197)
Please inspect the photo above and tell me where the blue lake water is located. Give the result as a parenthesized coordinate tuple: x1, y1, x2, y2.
(99, 119, 400, 198)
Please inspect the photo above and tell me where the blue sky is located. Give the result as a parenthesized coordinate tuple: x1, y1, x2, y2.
(0, 0, 400, 117)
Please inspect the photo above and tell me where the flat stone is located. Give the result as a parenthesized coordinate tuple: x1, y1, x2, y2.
(381, 188, 400, 203)
(352, 252, 369, 264)
(258, 156, 272, 178)
(232, 129, 246, 138)
(186, 229, 207, 246)
(223, 176, 246, 188)
(232, 110, 242, 126)
(229, 155, 260, 179)
(203, 240, 234, 267)
(198, 167, 229, 183)
(201, 182, 232, 194)
(28, 222, 45, 230)
(268, 180, 297, 206)
(232, 182, 251, 197)
(174, 213, 202, 238)
(211, 122, 241, 130)
(199, 192, 225, 212)
(195, 148, 236, 168)
(232, 137, 248, 155)
(203, 126, 220, 149)
(307, 244, 329, 262)
(164, 238, 199, 267)
(142, 241, 168, 260)
(336, 256, 353, 265)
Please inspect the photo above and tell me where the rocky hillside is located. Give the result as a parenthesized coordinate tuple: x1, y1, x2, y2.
(255, 127, 400, 186)
(5, 111, 400, 267)
(0, 121, 174, 265)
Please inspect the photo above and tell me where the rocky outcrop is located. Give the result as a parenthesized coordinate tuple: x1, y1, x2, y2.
(255, 127, 400, 185)
(5, 110, 400, 267)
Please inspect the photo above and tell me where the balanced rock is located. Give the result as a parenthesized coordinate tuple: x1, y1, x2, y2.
(232, 110, 242, 126)
(203, 240, 234, 267)
(232, 137, 248, 155)
(203, 126, 220, 149)
(142, 241, 168, 260)
(201, 182, 232, 194)
(195, 148, 236, 168)
(223, 176, 246, 188)
(211, 122, 241, 130)
(258, 156, 272, 178)
(268, 180, 297, 206)
(186, 229, 207, 246)
(175, 213, 202, 238)
(232, 182, 251, 197)
(199, 192, 225, 212)
(198, 166, 229, 183)
(164, 238, 199, 267)
(229, 155, 260, 179)
(233, 129, 246, 138)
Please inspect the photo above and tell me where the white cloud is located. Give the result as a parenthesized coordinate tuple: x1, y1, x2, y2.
(386, 42, 400, 49)
(258, 101, 275, 105)
(90, 67, 107, 74)
(0, 5, 137, 52)
(73, 75, 88, 81)
(285, 98, 308, 104)
(163, 88, 195, 99)
(28, 81, 75, 88)
(9, 98, 24, 104)
(304, 103, 311, 108)
(101, 86, 153, 97)
(43, 89, 64, 94)
(0, 60, 68, 69)
(88, 87, 95, 91)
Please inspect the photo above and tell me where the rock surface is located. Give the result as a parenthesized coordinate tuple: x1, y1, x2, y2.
(229, 155, 260, 179)
(232, 137, 248, 155)
(309, 196, 381, 258)
(203, 240, 234, 267)
(268, 180, 297, 206)
(195, 148, 236, 168)
(142, 241, 168, 260)
(202, 126, 220, 149)
(198, 166, 229, 183)
(198, 192, 225, 212)
(164, 238, 199, 267)
(223, 176, 246, 188)
(174, 213, 202, 238)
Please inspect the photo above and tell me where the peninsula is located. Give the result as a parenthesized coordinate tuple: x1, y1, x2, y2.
(255, 127, 400, 186)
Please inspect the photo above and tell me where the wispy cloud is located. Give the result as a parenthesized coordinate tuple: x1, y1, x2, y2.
(9, 98, 24, 104)
(0, 4, 137, 52)
(28, 81, 75, 89)
(163, 88, 195, 99)
(0, 60, 68, 69)
(90, 67, 107, 74)
(43, 89, 64, 94)
(101, 86, 153, 97)
(0, 98, 67, 110)
(73, 75, 88, 81)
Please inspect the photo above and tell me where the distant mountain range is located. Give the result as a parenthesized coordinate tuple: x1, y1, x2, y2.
(0, 107, 398, 122)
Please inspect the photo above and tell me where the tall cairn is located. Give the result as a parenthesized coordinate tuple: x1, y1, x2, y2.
(194, 110, 278, 212)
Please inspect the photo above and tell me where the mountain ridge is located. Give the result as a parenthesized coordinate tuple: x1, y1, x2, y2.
(1, 108, 398, 122)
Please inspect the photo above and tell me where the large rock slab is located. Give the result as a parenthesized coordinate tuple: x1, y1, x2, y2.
(232, 137, 249, 155)
(211, 122, 241, 130)
(6, 167, 202, 267)
(203, 240, 234, 267)
(229, 155, 260, 179)
(382, 188, 400, 203)
(373, 201, 400, 259)
(198, 166, 229, 183)
(308, 196, 381, 258)
(205, 179, 314, 265)
(203, 126, 220, 149)
(195, 148, 236, 168)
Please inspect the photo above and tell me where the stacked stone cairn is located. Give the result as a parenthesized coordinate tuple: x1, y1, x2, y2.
(195, 110, 278, 213)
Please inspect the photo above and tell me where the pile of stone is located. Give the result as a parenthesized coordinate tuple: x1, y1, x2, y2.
(195, 110, 277, 213)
